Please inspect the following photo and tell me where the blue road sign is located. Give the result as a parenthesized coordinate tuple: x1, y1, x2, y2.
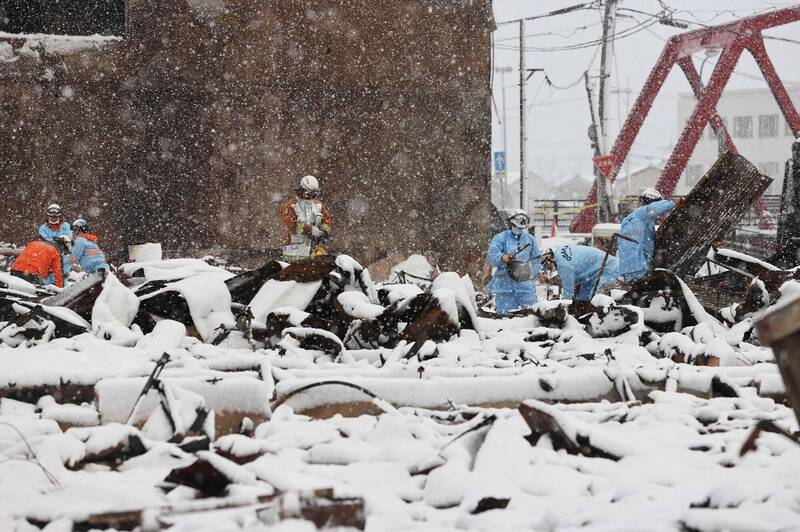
(494, 151, 507, 173)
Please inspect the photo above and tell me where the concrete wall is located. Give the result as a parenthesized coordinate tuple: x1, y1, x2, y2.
(0, 0, 494, 274)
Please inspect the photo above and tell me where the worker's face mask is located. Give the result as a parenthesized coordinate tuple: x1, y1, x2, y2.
(48, 216, 60, 225)
(510, 226, 524, 236)
(298, 189, 318, 200)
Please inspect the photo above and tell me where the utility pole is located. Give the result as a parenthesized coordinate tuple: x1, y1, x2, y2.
(612, 82, 633, 194)
(519, 18, 527, 211)
(585, 72, 606, 225)
(597, 0, 618, 220)
(495, 66, 513, 208)
(493, 3, 598, 215)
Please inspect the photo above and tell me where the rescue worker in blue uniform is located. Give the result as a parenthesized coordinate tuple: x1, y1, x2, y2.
(617, 188, 678, 282)
(70, 218, 110, 274)
(543, 244, 620, 301)
(487, 209, 541, 316)
(38, 204, 73, 277)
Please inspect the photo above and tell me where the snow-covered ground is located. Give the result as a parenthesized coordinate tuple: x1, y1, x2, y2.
(1, 252, 799, 531)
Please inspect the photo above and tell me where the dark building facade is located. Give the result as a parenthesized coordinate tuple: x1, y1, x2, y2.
(0, 0, 495, 274)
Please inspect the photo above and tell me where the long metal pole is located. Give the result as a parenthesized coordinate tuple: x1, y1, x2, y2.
(598, 0, 618, 219)
(500, 69, 509, 209)
(585, 72, 604, 226)
(519, 19, 527, 211)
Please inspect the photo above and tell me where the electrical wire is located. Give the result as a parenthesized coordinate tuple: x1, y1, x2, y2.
(542, 45, 602, 90)
(527, 76, 550, 112)
(495, 2, 598, 27)
(0, 421, 60, 487)
(620, 4, 800, 47)
(493, 21, 604, 43)
(494, 13, 661, 53)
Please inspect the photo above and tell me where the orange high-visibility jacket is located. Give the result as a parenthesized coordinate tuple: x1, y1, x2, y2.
(11, 240, 64, 287)
(279, 197, 332, 245)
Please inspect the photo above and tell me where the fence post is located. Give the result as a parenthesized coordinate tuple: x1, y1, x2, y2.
(553, 200, 559, 233)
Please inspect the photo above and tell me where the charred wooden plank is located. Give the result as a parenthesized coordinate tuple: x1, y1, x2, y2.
(398, 295, 459, 358)
(40, 271, 106, 320)
(164, 457, 234, 497)
(287, 492, 366, 530)
(275, 255, 337, 282)
(518, 401, 621, 461)
(225, 260, 283, 304)
(653, 152, 772, 275)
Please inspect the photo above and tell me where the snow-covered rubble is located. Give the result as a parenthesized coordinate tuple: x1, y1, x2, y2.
(1, 393, 798, 531)
(1, 252, 799, 529)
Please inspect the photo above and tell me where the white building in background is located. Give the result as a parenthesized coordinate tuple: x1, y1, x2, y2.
(677, 87, 800, 195)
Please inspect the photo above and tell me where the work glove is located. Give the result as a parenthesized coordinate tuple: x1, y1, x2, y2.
(501, 255, 513, 264)
(674, 197, 686, 209)
(311, 226, 323, 239)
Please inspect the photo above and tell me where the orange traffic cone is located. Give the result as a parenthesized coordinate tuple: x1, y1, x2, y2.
(551, 216, 558, 237)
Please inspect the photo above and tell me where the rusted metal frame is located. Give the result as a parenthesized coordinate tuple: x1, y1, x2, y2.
(571, 6, 800, 232)
(667, 60, 767, 214)
(746, 33, 800, 136)
(676, 56, 737, 154)
(655, 42, 745, 196)
(606, 41, 679, 183)
(667, 7, 800, 57)
(571, 42, 679, 231)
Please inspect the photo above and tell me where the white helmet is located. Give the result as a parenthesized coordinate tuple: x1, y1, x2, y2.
(507, 208, 530, 229)
(299, 175, 320, 193)
(640, 187, 662, 203)
(46, 203, 62, 217)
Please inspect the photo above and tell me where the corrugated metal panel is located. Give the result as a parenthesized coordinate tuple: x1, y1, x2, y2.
(653, 152, 772, 275)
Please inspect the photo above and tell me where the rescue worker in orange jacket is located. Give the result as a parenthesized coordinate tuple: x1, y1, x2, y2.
(279, 175, 332, 261)
(10, 237, 67, 288)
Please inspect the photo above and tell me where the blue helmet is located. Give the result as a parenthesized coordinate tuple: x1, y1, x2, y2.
(72, 218, 89, 232)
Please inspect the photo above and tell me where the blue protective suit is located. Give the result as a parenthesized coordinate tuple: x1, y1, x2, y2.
(71, 234, 109, 273)
(38, 222, 72, 242)
(38, 222, 73, 277)
(617, 199, 675, 282)
(487, 230, 541, 315)
(554, 244, 619, 301)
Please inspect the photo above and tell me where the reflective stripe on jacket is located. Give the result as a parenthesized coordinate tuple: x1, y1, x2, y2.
(279, 196, 332, 257)
(71, 233, 109, 273)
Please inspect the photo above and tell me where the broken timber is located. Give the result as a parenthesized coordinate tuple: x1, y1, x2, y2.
(518, 400, 621, 460)
(653, 152, 772, 275)
(756, 297, 800, 426)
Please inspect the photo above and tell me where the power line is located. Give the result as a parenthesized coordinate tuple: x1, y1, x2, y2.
(495, 2, 598, 27)
(620, 4, 800, 47)
(494, 13, 661, 53)
(543, 44, 602, 90)
(493, 21, 603, 43)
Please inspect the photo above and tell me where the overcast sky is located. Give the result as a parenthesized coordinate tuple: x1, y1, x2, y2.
(491, 0, 800, 183)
